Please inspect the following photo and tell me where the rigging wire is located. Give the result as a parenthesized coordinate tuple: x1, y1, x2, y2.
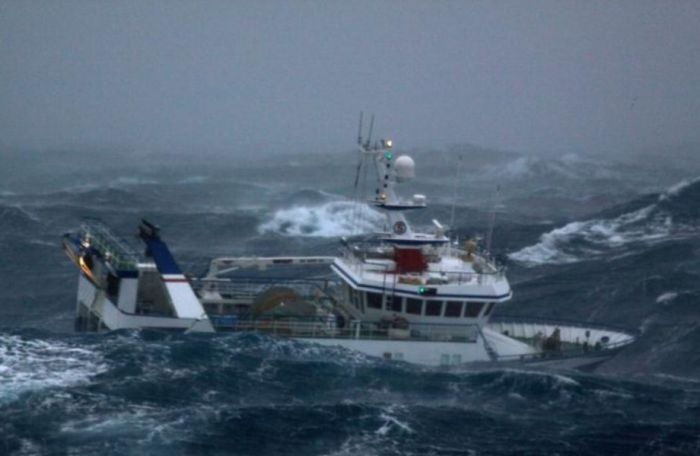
(448, 153, 463, 234)
(485, 184, 501, 257)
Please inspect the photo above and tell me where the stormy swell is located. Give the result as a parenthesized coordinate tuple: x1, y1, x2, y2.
(259, 199, 384, 238)
(1, 330, 699, 455)
(0, 204, 41, 233)
(509, 176, 700, 266)
(0, 332, 107, 403)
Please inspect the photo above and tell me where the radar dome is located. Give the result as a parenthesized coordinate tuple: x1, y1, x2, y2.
(394, 155, 415, 182)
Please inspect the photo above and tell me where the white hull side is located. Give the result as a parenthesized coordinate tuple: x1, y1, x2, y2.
(77, 275, 213, 332)
(299, 336, 492, 366)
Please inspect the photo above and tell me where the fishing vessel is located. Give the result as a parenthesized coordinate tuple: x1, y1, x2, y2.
(62, 119, 635, 368)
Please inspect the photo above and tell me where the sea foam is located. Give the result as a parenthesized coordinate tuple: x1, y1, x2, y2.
(258, 201, 384, 237)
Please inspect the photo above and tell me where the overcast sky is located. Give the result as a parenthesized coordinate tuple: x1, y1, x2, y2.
(1, 1, 699, 154)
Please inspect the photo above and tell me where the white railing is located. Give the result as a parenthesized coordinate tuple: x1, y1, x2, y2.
(208, 316, 480, 343)
(193, 278, 333, 302)
(487, 316, 637, 362)
(80, 219, 139, 271)
(340, 249, 505, 287)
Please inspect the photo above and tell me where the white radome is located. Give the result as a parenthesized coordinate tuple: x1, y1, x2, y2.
(394, 155, 415, 182)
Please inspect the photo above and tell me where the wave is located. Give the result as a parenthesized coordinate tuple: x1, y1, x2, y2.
(0, 333, 106, 403)
(0, 204, 41, 235)
(0, 331, 697, 455)
(25, 174, 218, 198)
(656, 291, 679, 304)
(55, 176, 160, 195)
(175, 175, 208, 184)
(509, 176, 700, 266)
(280, 189, 339, 206)
(259, 201, 384, 237)
(487, 154, 617, 182)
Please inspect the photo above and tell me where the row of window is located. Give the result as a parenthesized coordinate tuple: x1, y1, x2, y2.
(353, 289, 495, 318)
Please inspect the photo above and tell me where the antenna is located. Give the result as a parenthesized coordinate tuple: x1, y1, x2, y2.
(448, 154, 463, 231)
(354, 112, 365, 188)
(485, 185, 501, 257)
(364, 114, 375, 150)
(353, 155, 363, 189)
(357, 112, 364, 146)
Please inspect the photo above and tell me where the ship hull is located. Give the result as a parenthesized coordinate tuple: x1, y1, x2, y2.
(76, 275, 632, 370)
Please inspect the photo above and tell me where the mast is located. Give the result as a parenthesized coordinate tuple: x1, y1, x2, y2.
(353, 114, 446, 244)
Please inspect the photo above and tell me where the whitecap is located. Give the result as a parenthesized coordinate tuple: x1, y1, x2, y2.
(177, 175, 209, 184)
(659, 175, 700, 201)
(376, 405, 414, 435)
(656, 292, 678, 304)
(0, 335, 106, 402)
(507, 222, 584, 266)
(509, 202, 673, 266)
(500, 368, 581, 387)
(258, 201, 384, 237)
(510, 175, 700, 266)
(110, 176, 159, 187)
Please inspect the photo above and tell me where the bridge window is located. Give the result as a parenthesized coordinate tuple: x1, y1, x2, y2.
(425, 300, 442, 316)
(440, 354, 450, 366)
(406, 298, 422, 315)
(366, 292, 383, 309)
(386, 295, 403, 312)
(445, 301, 462, 318)
(465, 302, 484, 318)
(223, 304, 236, 314)
(204, 303, 220, 315)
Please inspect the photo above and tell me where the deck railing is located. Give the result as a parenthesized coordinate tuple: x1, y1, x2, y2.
(339, 247, 505, 286)
(208, 315, 480, 343)
(193, 277, 334, 302)
(79, 219, 140, 271)
(487, 315, 637, 362)
(493, 337, 634, 363)
(489, 314, 639, 338)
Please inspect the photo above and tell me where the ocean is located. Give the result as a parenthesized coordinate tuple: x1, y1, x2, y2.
(1, 145, 699, 455)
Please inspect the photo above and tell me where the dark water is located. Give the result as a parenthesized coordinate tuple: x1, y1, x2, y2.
(1, 148, 700, 455)
(2, 330, 699, 456)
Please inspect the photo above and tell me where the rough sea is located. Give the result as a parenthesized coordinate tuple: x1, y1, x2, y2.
(1, 145, 700, 455)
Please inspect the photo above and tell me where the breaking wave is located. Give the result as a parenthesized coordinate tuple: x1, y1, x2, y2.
(509, 176, 700, 266)
(487, 154, 616, 181)
(259, 201, 384, 237)
(0, 333, 106, 403)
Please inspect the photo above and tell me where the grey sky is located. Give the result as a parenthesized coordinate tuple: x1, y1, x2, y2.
(1, 0, 699, 154)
